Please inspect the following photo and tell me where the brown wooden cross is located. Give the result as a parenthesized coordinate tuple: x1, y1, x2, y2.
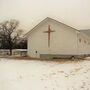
(44, 25, 55, 47)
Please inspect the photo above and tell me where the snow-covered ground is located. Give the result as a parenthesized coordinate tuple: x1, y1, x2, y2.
(0, 58, 90, 90)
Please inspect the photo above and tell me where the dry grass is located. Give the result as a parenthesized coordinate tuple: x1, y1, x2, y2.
(0, 55, 85, 63)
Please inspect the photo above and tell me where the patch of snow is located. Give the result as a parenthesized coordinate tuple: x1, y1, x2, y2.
(0, 58, 90, 90)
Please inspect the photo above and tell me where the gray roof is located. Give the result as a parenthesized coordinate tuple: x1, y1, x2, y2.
(79, 30, 90, 37)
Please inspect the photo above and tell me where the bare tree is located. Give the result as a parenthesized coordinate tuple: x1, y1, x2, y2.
(0, 19, 23, 55)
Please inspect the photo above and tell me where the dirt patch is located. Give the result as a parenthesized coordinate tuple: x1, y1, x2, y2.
(0, 56, 85, 63)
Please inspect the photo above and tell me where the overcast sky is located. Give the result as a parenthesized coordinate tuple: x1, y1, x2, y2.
(0, 0, 90, 33)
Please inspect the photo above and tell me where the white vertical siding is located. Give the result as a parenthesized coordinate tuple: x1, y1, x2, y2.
(78, 33, 90, 55)
(27, 19, 78, 58)
(27, 18, 90, 58)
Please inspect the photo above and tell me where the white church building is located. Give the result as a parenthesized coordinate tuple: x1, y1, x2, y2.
(25, 17, 90, 58)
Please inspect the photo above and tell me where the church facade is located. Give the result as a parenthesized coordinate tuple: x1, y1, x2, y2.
(25, 17, 90, 58)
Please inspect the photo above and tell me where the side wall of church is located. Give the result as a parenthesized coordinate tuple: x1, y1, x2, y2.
(77, 32, 90, 55)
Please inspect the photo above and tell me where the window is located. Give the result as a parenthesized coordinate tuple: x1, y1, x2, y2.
(88, 42, 90, 45)
(79, 38, 81, 43)
(84, 40, 86, 44)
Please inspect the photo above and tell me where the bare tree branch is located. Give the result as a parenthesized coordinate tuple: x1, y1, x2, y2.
(0, 19, 23, 55)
